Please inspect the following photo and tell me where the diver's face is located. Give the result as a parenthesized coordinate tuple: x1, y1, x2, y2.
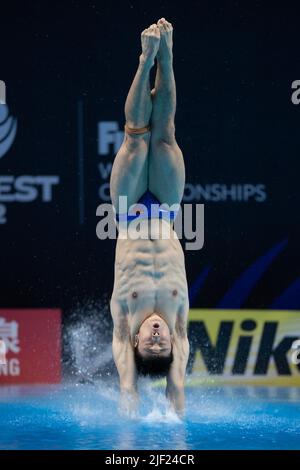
(135, 314, 172, 359)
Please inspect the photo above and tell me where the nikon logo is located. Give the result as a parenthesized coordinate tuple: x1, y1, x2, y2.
(187, 309, 300, 383)
(0, 81, 6, 105)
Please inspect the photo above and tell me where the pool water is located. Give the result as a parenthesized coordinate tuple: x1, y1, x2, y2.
(0, 383, 299, 450)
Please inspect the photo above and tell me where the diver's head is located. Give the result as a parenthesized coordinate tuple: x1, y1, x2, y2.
(133, 314, 173, 377)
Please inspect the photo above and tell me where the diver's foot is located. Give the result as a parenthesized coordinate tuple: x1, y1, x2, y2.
(140, 23, 161, 66)
(156, 18, 173, 63)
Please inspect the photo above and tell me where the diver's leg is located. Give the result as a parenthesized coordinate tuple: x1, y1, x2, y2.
(148, 18, 185, 206)
(110, 24, 160, 212)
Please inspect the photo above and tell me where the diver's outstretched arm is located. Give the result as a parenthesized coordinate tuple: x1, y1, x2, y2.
(166, 333, 189, 417)
(111, 298, 138, 417)
(112, 330, 138, 417)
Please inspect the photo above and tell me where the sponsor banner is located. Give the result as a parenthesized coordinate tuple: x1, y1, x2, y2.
(188, 309, 300, 386)
(0, 309, 61, 384)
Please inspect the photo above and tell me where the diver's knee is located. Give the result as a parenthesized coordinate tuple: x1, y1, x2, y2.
(151, 122, 176, 146)
(124, 133, 150, 153)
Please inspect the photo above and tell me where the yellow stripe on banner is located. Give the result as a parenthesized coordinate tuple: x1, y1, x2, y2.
(187, 309, 300, 386)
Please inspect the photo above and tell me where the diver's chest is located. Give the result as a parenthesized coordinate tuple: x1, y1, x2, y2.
(127, 282, 184, 314)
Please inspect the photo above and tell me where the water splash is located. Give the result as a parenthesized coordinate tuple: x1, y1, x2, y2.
(141, 407, 181, 424)
(64, 299, 115, 381)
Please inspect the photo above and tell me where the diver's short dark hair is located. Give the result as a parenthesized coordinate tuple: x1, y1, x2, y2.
(134, 348, 173, 378)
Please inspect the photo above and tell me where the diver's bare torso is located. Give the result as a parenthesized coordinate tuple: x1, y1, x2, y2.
(111, 220, 189, 339)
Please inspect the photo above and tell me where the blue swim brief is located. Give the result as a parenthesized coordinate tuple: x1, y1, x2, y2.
(115, 190, 179, 223)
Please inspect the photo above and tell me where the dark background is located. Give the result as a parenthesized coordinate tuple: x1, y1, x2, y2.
(1, 1, 300, 374)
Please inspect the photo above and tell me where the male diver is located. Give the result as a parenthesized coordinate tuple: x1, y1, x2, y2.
(110, 18, 189, 417)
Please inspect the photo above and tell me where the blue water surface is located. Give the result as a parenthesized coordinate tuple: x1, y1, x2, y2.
(0, 383, 299, 450)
